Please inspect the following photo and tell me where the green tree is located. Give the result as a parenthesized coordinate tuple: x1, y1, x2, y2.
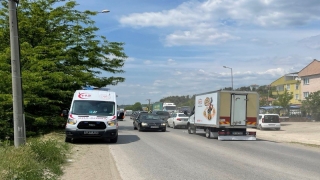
(259, 96, 268, 107)
(301, 91, 320, 121)
(131, 102, 142, 111)
(0, 0, 126, 138)
(273, 89, 293, 115)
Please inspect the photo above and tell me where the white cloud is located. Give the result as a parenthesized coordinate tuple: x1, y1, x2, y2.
(298, 34, 320, 49)
(258, 68, 287, 76)
(119, 1, 206, 28)
(167, 59, 176, 65)
(165, 27, 238, 46)
(125, 57, 135, 62)
(250, 38, 277, 46)
(120, 0, 320, 28)
(153, 80, 164, 86)
(112, 61, 311, 103)
(173, 71, 182, 75)
(119, 0, 320, 46)
(76, 0, 320, 105)
(144, 60, 152, 64)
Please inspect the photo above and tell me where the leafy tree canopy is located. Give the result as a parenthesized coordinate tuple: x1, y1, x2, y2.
(301, 91, 320, 121)
(273, 89, 293, 108)
(0, 0, 127, 138)
(131, 102, 142, 111)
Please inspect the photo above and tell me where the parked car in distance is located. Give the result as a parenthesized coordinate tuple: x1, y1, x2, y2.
(258, 114, 281, 130)
(133, 114, 166, 132)
(125, 110, 133, 116)
(130, 111, 137, 119)
(151, 110, 170, 122)
(167, 113, 189, 129)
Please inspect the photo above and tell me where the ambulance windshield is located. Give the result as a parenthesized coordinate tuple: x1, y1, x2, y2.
(71, 100, 115, 116)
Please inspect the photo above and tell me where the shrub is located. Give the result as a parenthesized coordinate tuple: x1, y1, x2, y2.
(0, 133, 70, 180)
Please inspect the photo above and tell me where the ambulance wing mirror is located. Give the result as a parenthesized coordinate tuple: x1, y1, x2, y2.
(61, 109, 69, 117)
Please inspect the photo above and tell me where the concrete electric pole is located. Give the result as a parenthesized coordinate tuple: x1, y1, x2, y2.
(8, 0, 26, 147)
(146, 99, 151, 111)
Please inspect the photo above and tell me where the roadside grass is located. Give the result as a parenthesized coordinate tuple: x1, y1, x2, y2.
(290, 141, 320, 148)
(0, 131, 71, 180)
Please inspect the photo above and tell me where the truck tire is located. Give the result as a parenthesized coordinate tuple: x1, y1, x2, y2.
(188, 125, 195, 134)
(205, 128, 211, 138)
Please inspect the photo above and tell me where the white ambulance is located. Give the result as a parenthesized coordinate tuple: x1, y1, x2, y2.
(64, 89, 118, 143)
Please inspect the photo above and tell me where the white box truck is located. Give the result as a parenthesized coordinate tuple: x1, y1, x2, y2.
(62, 88, 119, 143)
(163, 102, 176, 113)
(187, 90, 258, 140)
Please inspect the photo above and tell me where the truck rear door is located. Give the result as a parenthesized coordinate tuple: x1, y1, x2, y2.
(231, 94, 247, 126)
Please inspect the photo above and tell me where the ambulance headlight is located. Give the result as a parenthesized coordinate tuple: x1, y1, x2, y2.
(67, 118, 77, 125)
(107, 120, 116, 126)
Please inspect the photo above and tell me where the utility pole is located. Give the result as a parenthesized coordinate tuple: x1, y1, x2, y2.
(8, 0, 26, 147)
(146, 99, 151, 111)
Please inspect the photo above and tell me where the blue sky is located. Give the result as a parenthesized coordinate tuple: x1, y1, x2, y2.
(75, 0, 320, 105)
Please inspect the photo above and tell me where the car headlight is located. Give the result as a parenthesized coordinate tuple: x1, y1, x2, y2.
(161, 123, 166, 126)
(67, 118, 77, 125)
(107, 120, 116, 126)
(141, 122, 148, 126)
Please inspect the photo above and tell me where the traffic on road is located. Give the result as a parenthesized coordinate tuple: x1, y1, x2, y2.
(108, 116, 320, 180)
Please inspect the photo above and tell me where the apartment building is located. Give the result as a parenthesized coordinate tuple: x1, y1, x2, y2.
(298, 59, 320, 100)
(270, 72, 301, 105)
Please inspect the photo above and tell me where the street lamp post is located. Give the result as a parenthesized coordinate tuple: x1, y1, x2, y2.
(223, 66, 233, 90)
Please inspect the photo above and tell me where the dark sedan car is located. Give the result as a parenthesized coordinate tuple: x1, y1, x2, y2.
(133, 114, 166, 132)
(151, 110, 170, 121)
(131, 111, 148, 120)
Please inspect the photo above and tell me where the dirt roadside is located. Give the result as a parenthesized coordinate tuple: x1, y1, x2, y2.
(248, 122, 320, 147)
(59, 142, 122, 180)
(59, 122, 320, 180)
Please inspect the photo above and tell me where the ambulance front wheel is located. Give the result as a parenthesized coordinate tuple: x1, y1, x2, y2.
(110, 135, 118, 143)
(65, 137, 72, 143)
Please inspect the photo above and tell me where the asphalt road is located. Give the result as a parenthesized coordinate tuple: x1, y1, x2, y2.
(110, 117, 320, 180)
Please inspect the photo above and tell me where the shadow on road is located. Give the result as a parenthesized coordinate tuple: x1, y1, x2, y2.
(255, 138, 281, 143)
(111, 134, 140, 145)
(68, 134, 140, 145)
(280, 123, 292, 126)
(259, 129, 285, 131)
